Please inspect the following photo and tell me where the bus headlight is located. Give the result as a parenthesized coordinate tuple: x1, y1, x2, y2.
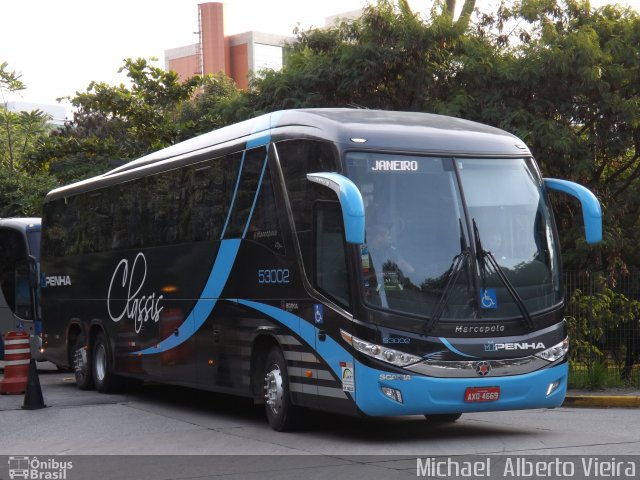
(535, 337, 569, 362)
(341, 330, 422, 367)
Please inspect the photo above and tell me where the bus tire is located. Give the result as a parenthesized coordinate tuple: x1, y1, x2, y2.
(263, 347, 301, 432)
(424, 413, 462, 423)
(92, 331, 122, 393)
(73, 334, 94, 390)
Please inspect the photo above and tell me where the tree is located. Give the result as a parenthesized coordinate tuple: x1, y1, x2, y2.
(0, 167, 58, 217)
(0, 62, 57, 217)
(241, 0, 480, 114)
(178, 73, 244, 137)
(31, 58, 203, 184)
(441, 1, 640, 274)
(229, 0, 639, 275)
(0, 61, 25, 171)
(0, 62, 50, 172)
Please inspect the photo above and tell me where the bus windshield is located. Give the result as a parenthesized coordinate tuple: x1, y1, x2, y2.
(346, 153, 562, 321)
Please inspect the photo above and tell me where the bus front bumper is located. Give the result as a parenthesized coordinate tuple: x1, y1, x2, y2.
(354, 361, 567, 416)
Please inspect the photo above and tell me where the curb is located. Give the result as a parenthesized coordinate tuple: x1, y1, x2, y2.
(563, 395, 640, 408)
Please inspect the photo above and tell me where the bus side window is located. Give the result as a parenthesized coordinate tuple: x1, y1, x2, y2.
(314, 201, 350, 308)
(42, 199, 66, 258)
(275, 139, 340, 283)
(224, 147, 267, 239)
(13, 262, 33, 320)
(0, 228, 27, 313)
(246, 161, 286, 255)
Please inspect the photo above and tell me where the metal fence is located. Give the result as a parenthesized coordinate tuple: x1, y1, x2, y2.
(564, 271, 640, 388)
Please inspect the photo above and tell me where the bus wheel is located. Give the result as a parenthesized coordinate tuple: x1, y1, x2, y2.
(73, 334, 94, 390)
(424, 413, 462, 423)
(263, 347, 301, 431)
(92, 332, 121, 393)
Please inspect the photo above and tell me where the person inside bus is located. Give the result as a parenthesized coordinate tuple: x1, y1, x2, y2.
(365, 222, 417, 309)
(369, 223, 415, 276)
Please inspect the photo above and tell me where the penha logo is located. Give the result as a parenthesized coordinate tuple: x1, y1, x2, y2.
(485, 341, 545, 352)
(107, 252, 164, 334)
(44, 275, 72, 287)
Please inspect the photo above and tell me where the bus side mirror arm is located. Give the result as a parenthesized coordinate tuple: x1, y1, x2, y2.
(543, 178, 603, 244)
(307, 172, 365, 244)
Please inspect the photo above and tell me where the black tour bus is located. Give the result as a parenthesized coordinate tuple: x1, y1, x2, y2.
(0, 218, 42, 360)
(40, 109, 601, 430)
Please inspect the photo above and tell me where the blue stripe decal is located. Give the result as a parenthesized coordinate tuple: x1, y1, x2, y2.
(133, 113, 279, 355)
(220, 151, 246, 240)
(235, 299, 346, 380)
(242, 155, 269, 239)
(246, 113, 272, 149)
(246, 132, 270, 149)
(134, 239, 241, 355)
(439, 337, 478, 359)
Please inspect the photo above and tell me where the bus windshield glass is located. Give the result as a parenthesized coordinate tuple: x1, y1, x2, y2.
(346, 153, 561, 321)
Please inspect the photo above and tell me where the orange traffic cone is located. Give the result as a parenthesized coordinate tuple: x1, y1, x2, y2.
(0, 331, 30, 395)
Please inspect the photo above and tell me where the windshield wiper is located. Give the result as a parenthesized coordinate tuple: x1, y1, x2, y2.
(472, 219, 535, 330)
(424, 219, 470, 333)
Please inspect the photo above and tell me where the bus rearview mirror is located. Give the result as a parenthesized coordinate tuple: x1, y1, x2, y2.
(544, 178, 602, 244)
(307, 172, 365, 244)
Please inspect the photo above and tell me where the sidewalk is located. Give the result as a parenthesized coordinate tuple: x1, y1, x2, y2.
(564, 387, 640, 408)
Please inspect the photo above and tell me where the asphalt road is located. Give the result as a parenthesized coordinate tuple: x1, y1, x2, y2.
(1, 364, 639, 479)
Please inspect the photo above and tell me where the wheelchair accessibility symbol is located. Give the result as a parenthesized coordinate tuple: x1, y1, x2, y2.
(314, 304, 324, 325)
(480, 288, 497, 309)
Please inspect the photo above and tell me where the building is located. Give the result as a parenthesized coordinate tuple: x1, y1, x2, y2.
(6, 101, 68, 127)
(164, 2, 293, 90)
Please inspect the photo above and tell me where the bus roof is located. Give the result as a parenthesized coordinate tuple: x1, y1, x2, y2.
(45, 109, 531, 201)
(0, 218, 41, 232)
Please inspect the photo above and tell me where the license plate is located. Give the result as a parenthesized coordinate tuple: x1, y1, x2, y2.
(464, 386, 500, 403)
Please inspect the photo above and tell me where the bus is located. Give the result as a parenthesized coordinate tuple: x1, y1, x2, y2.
(40, 109, 601, 431)
(0, 218, 42, 361)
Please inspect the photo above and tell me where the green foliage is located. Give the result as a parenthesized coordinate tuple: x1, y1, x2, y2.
(178, 73, 244, 137)
(0, 166, 58, 217)
(569, 360, 627, 390)
(452, 1, 640, 273)
(29, 58, 204, 184)
(0, 63, 57, 216)
(236, 0, 640, 274)
(567, 283, 640, 384)
(1, 62, 52, 173)
(0, 107, 51, 169)
(246, 0, 478, 112)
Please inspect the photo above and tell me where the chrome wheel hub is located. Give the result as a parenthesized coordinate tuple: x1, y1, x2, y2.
(264, 364, 283, 415)
(74, 345, 87, 373)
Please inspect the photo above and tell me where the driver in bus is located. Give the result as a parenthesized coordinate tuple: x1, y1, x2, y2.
(369, 222, 415, 277)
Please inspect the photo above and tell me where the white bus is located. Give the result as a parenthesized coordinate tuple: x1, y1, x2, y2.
(0, 218, 42, 360)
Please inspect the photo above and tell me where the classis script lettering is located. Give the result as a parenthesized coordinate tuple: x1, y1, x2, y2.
(107, 252, 164, 334)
